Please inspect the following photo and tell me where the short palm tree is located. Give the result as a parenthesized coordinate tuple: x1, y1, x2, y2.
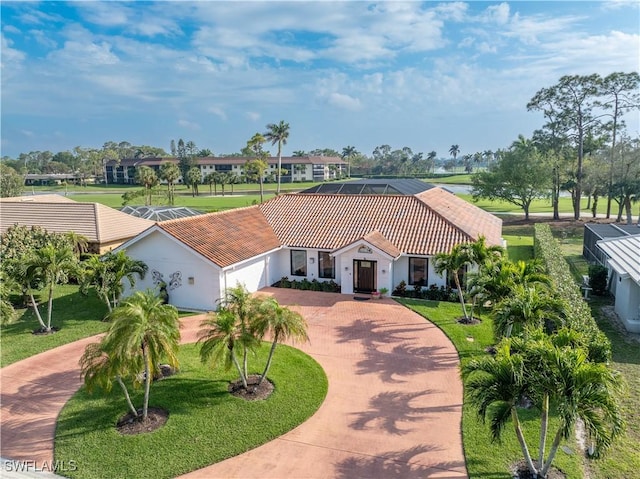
(106, 250, 148, 309)
(80, 342, 139, 417)
(493, 284, 566, 339)
(64, 231, 89, 258)
(24, 243, 77, 332)
(254, 298, 309, 386)
(265, 121, 290, 194)
(434, 243, 474, 320)
(463, 335, 624, 478)
(103, 290, 180, 421)
(160, 161, 181, 205)
(135, 165, 159, 205)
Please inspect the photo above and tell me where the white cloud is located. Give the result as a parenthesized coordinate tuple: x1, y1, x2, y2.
(208, 106, 227, 121)
(178, 119, 201, 130)
(327, 92, 362, 111)
(246, 112, 261, 121)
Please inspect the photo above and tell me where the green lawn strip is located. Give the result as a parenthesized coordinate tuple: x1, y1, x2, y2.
(583, 299, 640, 479)
(397, 298, 584, 478)
(502, 223, 534, 262)
(427, 174, 473, 185)
(1, 285, 109, 367)
(457, 194, 579, 215)
(55, 342, 328, 479)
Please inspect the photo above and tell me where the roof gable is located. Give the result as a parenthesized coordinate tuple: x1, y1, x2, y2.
(158, 206, 281, 268)
(332, 231, 401, 259)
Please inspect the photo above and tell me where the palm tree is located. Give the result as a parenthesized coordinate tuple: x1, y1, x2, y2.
(160, 161, 181, 205)
(186, 167, 201, 197)
(449, 144, 460, 161)
(198, 308, 251, 389)
(265, 121, 290, 194)
(135, 165, 159, 206)
(103, 290, 180, 421)
(434, 243, 473, 320)
(341, 145, 357, 178)
(24, 243, 77, 332)
(254, 298, 309, 386)
(203, 171, 221, 196)
(64, 231, 89, 258)
(80, 342, 139, 417)
(493, 284, 566, 339)
(81, 251, 148, 312)
(246, 132, 269, 202)
(463, 336, 624, 478)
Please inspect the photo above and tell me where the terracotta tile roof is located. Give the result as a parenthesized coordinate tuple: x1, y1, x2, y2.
(158, 206, 281, 268)
(415, 188, 503, 247)
(259, 187, 502, 255)
(361, 231, 402, 258)
(0, 201, 154, 243)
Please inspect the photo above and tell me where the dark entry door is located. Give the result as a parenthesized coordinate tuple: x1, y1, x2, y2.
(354, 260, 376, 293)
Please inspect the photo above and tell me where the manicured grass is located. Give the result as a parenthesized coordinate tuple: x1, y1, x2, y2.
(55, 342, 328, 479)
(587, 298, 640, 479)
(1, 285, 109, 367)
(458, 194, 579, 215)
(428, 174, 473, 185)
(502, 223, 534, 262)
(398, 298, 584, 478)
(69, 192, 270, 212)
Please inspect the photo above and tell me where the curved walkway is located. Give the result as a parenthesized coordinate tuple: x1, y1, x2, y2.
(1, 289, 466, 478)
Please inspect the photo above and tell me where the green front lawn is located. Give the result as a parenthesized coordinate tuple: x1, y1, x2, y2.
(398, 299, 584, 479)
(55, 342, 328, 479)
(1, 285, 110, 367)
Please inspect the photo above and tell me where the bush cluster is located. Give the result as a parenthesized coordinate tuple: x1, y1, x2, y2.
(533, 224, 611, 362)
(273, 277, 340, 293)
(392, 281, 458, 302)
(588, 264, 609, 296)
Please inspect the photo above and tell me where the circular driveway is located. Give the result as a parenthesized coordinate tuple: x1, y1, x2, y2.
(1, 289, 466, 478)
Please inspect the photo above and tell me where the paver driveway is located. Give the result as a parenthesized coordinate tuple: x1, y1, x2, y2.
(1, 289, 467, 478)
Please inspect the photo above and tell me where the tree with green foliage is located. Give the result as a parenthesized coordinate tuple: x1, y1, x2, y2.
(186, 167, 201, 197)
(254, 297, 308, 386)
(160, 161, 181, 205)
(463, 332, 623, 478)
(92, 290, 180, 421)
(341, 145, 357, 178)
(0, 163, 24, 197)
(245, 133, 269, 203)
(23, 243, 77, 332)
(528, 74, 602, 220)
(472, 137, 551, 220)
(135, 165, 159, 206)
(80, 251, 148, 313)
(0, 270, 17, 325)
(265, 121, 290, 194)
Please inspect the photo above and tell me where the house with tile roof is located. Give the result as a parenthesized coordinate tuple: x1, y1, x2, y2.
(0, 195, 154, 253)
(115, 187, 503, 312)
(596, 234, 640, 333)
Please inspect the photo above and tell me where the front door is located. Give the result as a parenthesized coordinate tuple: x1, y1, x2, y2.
(354, 260, 376, 293)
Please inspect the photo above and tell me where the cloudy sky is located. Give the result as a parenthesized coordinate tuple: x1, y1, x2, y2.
(1, 1, 639, 159)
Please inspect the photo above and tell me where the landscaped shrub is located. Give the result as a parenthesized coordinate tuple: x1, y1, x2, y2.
(392, 280, 407, 297)
(533, 224, 611, 363)
(392, 282, 457, 302)
(273, 277, 340, 293)
(589, 265, 609, 296)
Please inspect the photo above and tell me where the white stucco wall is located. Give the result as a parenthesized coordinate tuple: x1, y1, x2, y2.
(613, 276, 640, 333)
(223, 255, 270, 296)
(392, 255, 445, 293)
(121, 230, 221, 311)
(336, 245, 393, 295)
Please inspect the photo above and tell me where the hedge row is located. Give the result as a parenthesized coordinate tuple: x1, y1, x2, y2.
(533, 223, 611, 363)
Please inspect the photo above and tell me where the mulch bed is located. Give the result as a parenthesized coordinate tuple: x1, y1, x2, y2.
(116, 407, 169, 435)
(456, 316, 481, 325)
(511, 460, 566, 479)
(32, 326, 60, 335)
(229, 374, 274, 401)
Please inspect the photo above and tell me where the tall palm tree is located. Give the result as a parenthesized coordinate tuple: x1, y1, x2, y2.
(434, 243, 473, 320)
(341, 145, 357, 178)
(135, 165, 159, 206)
(449, 144, 460, 161)
(160, 161, 181, 205)
(24, 243, 77, 332)
(186, 167, 201, 197)
(246, 133, 269, 202)
(265, 121, 290, 194)
(254, 298, 309, 386)
(103, 290, 180, 421)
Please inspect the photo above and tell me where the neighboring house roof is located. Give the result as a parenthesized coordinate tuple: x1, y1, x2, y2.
(300, 178, 437, 195)
(0, 201, 154, 243)
(158, 206, 281, 268)
(124, 187, 502, 268)
(585, 223, 640, 239)
(597, 234, 640, 284)
(120, 205, 203, 221)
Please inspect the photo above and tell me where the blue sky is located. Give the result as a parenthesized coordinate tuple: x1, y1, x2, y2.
(1, 1, 639, 159)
